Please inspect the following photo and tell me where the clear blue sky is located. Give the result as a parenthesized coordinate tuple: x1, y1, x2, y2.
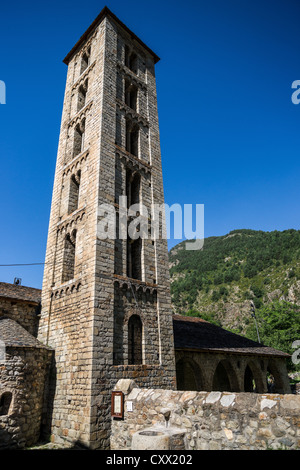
(0, 0, 300, 288)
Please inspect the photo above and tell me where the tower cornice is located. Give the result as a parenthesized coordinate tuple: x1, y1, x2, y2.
(63, 6, 160, 65)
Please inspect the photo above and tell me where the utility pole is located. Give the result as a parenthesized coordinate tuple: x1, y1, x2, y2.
(250, 301, 261, 343)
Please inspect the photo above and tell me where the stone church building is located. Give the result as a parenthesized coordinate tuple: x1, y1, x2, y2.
(0, 7, 291, 449)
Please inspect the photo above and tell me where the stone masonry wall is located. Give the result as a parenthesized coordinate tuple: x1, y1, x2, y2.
(39, 10, 176, 449)
(0, 347, 53, 449)
(0, 299, 39, 337)
(111, 380, 300, 450)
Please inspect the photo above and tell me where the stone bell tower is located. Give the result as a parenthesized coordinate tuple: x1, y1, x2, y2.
(38, 7, 176, 449)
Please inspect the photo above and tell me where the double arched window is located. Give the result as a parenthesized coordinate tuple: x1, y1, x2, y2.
(128, 315, 143, 365)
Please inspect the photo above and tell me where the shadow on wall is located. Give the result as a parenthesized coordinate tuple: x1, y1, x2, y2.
(0, 426, 21, 450)
(40, 354, 57, 443)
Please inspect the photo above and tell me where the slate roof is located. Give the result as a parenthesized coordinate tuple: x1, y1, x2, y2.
(0, 317, 52, 350)
(0, 282, 41, 305)
(173, 315, 290, 358)
(0, 282, 289, 358)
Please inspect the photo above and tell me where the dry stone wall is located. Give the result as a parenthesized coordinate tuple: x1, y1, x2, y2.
(111, 380, 300, 450)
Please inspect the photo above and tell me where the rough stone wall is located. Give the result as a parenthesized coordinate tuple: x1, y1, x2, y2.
(38, 19, 107, 448)
(0, 347, 53, 449)
(0, 299, 39, 337)
(111, 382, 300, 450)
(89, 16, 176, 449)
(38, 12, 176, 450)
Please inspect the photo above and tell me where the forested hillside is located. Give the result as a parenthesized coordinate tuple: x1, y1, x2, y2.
(169, 229, 300, 369)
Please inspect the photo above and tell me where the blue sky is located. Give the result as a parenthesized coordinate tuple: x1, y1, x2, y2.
(0, 0, 300, 288)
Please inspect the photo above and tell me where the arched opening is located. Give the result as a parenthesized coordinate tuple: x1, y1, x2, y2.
(126, 170, 142, 280)
(80, 47, 90, 74)
(62, 230, 76, 283)
(129, 53, 138, 74)
(243, 360, 265, 393)
(266, 361, 286, 394)
(126, 120, 139, 157)
(212, 361, 232, 392)
(127, 238, 142, 280)
(244, 365, 257, 392)
(125, 46, 138, 74)
(125, 79, 138, 111)
(77, 80, 88, 112)
(73, 119, 85, 157)
(128, 315, 143, 365)
(176, 358, 202, 391)
(126, 170, 140, 208)
(68, 170, 81, 214)
(0, 392, 12, 416)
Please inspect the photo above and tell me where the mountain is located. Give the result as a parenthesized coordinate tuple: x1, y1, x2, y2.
(169, 229, 300, 334)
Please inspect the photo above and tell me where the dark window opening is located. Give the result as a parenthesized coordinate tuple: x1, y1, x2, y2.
(125, 120, 139, 157)
(62, 230, 76, 283)
(0, 392, 12, 416)
(125, 79, 137, 111)
(129, 53, 138, 74)
(125, 169, 142, 280)
(73, 119, 85, 157)
(77, 80, 88, 112)
(127, 238, 142, 280)
(126, 170, 140, 208)
(125, 46, 138, 74)
(128, 315, 143, 365)
(80, 48, 91, 74)
(68, 170, 81, 214)
(125, 45, 130, 67)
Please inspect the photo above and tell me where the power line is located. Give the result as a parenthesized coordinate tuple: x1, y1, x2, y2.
(0, 263, 48, 267)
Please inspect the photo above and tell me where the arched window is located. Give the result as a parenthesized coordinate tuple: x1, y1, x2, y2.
(80, 47, 91, 74)
(77, 80, 88, 112)
(62, 230, 77, 283)
(127, 238, 142, 280)
(0, 392, 12, 416)
(125, 79, 137, 111)
(126, 170, 142, 280)
(126, 170, 141, 208)
(73, 119, 85, 157)
(125, 46, 138, 74)
(68, 170, 81, 214)
(128, 315, 143, 365)
(125, 119, 139, 157)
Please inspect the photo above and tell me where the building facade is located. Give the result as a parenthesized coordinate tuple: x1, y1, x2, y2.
(0, 8, 293, 451)
(37, 7, 176, 449)
(0, 284, 53, 449)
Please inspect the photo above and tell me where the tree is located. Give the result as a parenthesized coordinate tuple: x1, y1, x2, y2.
(245, 301, 300, 371)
